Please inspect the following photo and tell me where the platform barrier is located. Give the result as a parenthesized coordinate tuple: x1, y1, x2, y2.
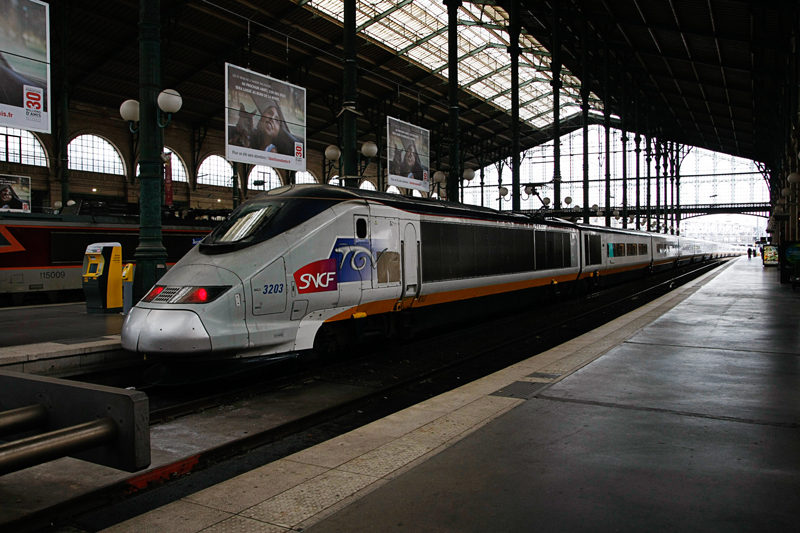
(0, 370, 149, 475)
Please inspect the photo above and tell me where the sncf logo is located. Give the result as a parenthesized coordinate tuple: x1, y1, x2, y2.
(294, 259, 338, 294)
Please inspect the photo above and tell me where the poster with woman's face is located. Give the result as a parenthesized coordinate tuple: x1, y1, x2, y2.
(0, 0, 50, 134)
(0, 175, 31, 212)
(225, 63, 306, 172)
(387, 117, 430, 192)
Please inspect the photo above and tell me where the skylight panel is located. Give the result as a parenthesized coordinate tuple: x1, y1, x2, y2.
(301, 0, 594, 129)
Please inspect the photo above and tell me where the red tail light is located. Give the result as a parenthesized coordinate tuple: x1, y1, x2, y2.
(143, 286, 165, 302)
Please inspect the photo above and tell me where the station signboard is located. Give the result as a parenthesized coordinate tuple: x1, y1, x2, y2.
(225, 63, 306, 173)
(0, 0, 50, 134)
(387, 116, 430, 193)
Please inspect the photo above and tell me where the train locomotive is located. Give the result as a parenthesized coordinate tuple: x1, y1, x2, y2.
(121, 184, 739, 362)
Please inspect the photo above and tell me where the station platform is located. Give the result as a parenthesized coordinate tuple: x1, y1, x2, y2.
(0, 303, 127, 376)
(100, 256, 798, 533)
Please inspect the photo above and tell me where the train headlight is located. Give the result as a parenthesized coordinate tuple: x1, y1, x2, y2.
(142, 285, 231, 304)
(173, 286, 230, 304)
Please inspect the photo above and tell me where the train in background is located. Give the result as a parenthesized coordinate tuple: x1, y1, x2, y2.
(122, 184, 742, 363)
(0, 211, 218, 305)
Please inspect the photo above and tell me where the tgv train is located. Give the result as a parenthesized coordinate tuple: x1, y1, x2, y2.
(121, 184, 740, 361)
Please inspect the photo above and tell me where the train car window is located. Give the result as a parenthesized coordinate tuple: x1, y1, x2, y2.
(457, 224, 476, 278)
(638, 244, 648, 255)
(551, 232, 564, 269)
(564, 233, 573, 267)
(535, 230, 547, 270)
(585, 235, 602, 265)
(420, 222, 442, 282)
(421, 221, 538, 282)
(440, 223, 459, 280)
(626, 243, 637, 256)
(474, 225, 490, 277)
(615, 243, 626, 257)
(356, 218, 367, 239)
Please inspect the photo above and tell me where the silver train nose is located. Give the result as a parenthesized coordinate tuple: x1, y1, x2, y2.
(122, 307, 212, 353)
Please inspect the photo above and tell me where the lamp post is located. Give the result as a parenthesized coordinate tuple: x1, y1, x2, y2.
(120, 79, 182, 300)
(325, 141, 378, 186)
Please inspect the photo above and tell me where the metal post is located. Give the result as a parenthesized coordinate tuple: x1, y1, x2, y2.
(480, 166, 485, 207)
(662, 139, 669, 233)
(604, 44, 611, 227)
(132, 0, 168, 301)
(59, 4, 69, 207)
(646, 115, 651, 230)
(621, 73, 627, 228)
(232, 162, 240, 208)
(552, 0, 562, 210)
(634, 89, 641, 229)
(445, 0, 461, 203)
(509, 0, 520, 211)
(669, 142, 675, 234)
(342, 0, 359, 187)
(655, 139, 661, 232)
(676, 144, 681, 235)
(581, 12, 589, 224)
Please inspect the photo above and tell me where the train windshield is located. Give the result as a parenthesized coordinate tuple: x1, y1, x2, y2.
(200, 197, 339, 254)
(212, 203, 283, 243)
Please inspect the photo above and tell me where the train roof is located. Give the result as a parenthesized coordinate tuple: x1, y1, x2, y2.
(254, 184, 577, 229)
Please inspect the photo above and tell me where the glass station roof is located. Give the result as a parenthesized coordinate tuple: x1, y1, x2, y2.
(303, 0, 600, 129)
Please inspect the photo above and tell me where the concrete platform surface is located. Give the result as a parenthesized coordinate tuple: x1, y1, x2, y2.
(0, 302, 123, 348)
(101, 258, 799, 532)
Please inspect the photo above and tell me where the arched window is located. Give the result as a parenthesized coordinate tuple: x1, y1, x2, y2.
(359, 180, 376, 191)
(412, 189, 423, 197)
(248, 165, 282, 191)
(294, 171, 317, 184)
(197, 155, 234, 187)
(386, 185, 401, 195)
(328, 176, 341, 187)
(135, 147, 188, 182)
(0, 126, 47, 166)
(68, 134, 124, 175)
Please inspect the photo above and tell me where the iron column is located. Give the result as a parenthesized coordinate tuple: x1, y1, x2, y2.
(509, 0, 520, 211)
(445, 0, 461, 203)
(133, 0, 168, 301)
(342, 0, 359, 187)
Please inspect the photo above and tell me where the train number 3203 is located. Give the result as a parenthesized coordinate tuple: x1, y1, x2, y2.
(40, 271, 66, 279)
(262, 283, 284, 295)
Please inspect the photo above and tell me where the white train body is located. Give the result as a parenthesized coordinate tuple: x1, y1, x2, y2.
(121, 185, 740, 360)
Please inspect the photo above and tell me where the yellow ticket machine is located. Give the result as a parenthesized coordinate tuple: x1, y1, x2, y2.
(82, 242, 123, 313)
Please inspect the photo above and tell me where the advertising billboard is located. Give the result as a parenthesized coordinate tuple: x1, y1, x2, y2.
(762, 244, 779, 266)
(387, 116, 430, 193)
(0, 175, 31, 212)
(225, 63, 306, 172)
(0, 0, 50, 134)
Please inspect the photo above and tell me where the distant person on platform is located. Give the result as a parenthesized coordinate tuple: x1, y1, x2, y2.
(748, 248, 752, 259)
(390, 139, 428, 181)
(0, 184, 23, 210)
(250, 97, 304, 157)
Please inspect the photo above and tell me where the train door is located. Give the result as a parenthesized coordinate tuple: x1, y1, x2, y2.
(370, 217, 401, 290)
(334, 214, 368, 309)
(399, 223, 420, 306)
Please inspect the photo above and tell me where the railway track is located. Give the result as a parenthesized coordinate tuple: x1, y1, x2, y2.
(6, 259, 731, 533)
